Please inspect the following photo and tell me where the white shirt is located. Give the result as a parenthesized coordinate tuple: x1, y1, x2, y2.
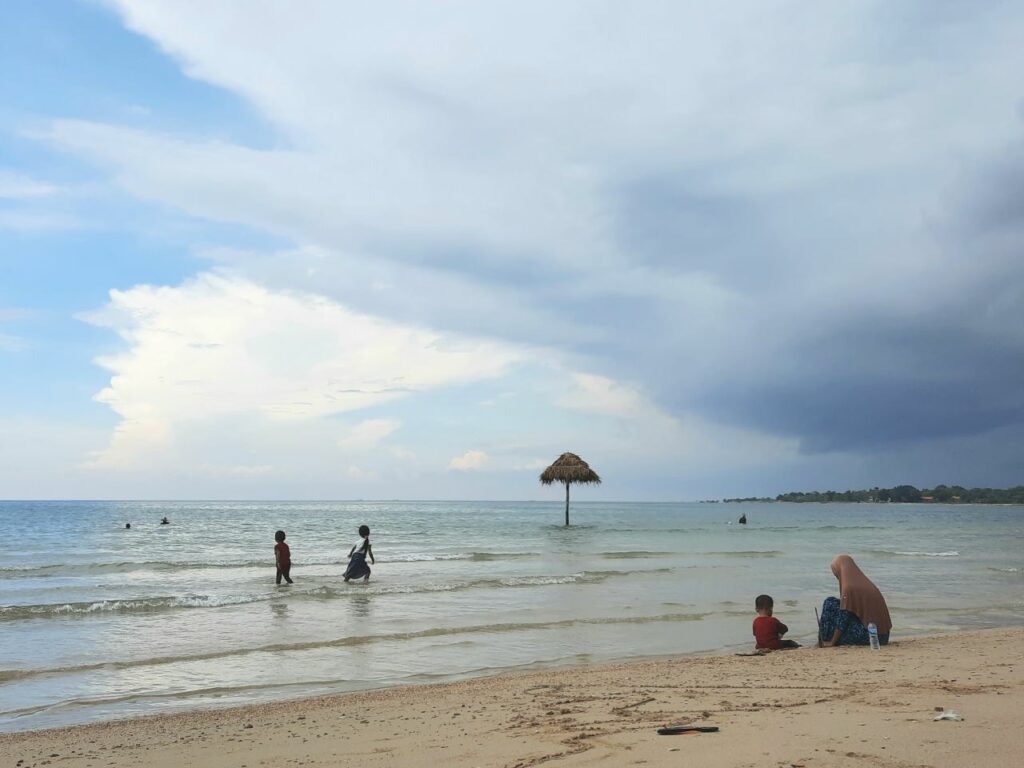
(350, 538, 369, 556)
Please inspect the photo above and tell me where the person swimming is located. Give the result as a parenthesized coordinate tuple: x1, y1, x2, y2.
(160, 517, 169, 525)
(125, 523, 131, 529)
(738, 513, 747, 525)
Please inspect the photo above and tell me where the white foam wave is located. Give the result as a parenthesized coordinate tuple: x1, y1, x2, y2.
(499, 574, 582, 587)
(893, 550, 959, 557)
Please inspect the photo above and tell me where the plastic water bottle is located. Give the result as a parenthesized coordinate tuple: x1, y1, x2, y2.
(868, 622, 880, 651)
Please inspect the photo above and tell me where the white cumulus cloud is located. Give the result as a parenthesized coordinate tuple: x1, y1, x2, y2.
(559, 373, 654, 420)
(338, 418, 401, 450)
(80, 272, 521, 469)
(448, 450, 488, 471)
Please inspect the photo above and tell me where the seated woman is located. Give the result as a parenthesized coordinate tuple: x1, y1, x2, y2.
(820, 554, 892, 647)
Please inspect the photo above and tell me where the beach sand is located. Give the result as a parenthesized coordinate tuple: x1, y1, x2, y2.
(2, 627, 1020, 768)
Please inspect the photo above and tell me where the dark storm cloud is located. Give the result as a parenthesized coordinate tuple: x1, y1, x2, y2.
(956, 144, 1024, 236)
(699, 331, 1024, 453)
(668, 143, 1024, 454)
(613, 174, 768, 278)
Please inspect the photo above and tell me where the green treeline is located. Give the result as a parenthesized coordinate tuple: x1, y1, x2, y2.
(772, 485, 1024, 504)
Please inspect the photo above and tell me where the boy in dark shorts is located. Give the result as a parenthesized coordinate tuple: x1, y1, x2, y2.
(274, 530, 293, 584)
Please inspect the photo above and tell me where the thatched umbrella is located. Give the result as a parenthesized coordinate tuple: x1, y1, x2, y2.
(539, 452, 601, 526)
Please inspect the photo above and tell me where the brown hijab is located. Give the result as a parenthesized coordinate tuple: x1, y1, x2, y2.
(830, 554, 892, 635)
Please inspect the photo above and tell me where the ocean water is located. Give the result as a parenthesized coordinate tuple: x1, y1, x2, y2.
(0, 500, 1021, 732)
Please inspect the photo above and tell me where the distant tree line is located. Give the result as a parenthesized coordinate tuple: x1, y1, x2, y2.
(770, 485, 1024, 504)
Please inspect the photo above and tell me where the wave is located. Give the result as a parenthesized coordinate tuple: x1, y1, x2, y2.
(742, 525, 884, 533)
(0, 593, 271, 620)
(0, 559, 343, 578)
(500, 574, 587, 586)
(373, 552, 538, 563)
(703, 550, 783, 558)
(870, 550, 959, 558)
(606, 527, 709, 534)
(987, 566, 1021, 574)
(466, 552, 538, 562)
(0, 568, 650, 622)
(0, 551, 542, 578)
(0, 609, 712, 687)
(598, 551, 674, 559)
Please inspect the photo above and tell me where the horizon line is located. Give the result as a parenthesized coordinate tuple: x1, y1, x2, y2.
(0, 498, 703, 504)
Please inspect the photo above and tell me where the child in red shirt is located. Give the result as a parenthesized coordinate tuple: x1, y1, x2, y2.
(274, 530, 293, 585)
(753, 594, 800, 650)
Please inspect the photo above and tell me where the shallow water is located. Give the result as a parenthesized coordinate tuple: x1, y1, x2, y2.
(0, 500, 1021, 731)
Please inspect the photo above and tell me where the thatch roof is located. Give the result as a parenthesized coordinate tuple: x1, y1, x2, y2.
(539, 452, 601, 485)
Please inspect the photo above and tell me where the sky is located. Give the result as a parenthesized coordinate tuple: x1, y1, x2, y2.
(2, 0, 1024, 501)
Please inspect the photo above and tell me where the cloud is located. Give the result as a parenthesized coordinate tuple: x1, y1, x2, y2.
(559, 373, 654, 420)
(199, 463, 273, 477)
(520, 458, 548, 470)
(69, 271, 793, 495)
(346, 465, 376, 481)
(0, 171, 58, 199)
(0, 171, 77, 233)
(80, 272, 521, 469)
(554, 370, 799, 471)
(338, 418, 401, 450)
(19, 0, 1024, 492)
(448, 450, 488, 471)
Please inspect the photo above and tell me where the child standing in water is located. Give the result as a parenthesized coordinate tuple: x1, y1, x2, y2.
(274, 530, 293, 585)
(343, 525, 374, 582)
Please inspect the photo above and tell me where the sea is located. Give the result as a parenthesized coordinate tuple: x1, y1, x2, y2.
(0, 500, 1021, 733)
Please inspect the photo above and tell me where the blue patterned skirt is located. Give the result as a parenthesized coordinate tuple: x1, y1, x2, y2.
(819, 596, 889, 646)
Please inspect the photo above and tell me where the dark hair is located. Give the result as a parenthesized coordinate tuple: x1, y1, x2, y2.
(358, 524, 370, 537)
(755, 594, 773, 611)
(275, 530, 286, 542)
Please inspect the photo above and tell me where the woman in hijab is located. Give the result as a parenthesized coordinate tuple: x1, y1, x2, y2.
(819, 554, 892, 647)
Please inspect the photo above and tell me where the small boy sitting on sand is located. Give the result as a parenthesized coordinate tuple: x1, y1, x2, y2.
(753, 594, 800, 650)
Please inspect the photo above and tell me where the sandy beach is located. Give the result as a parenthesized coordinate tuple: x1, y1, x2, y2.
(2, 627, 1020, 768)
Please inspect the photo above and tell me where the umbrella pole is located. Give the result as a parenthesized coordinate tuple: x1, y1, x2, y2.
(565, 482, 570, 526)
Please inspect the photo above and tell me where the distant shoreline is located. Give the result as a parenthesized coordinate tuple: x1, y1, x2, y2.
(715, 484, 1024, 504)
(715, 499, 1024, 505)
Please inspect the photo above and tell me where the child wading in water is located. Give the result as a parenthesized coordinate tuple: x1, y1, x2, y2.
(274, 530, 293, 585)
(753, 594, 800, 650)
(343, 525, 374, 582)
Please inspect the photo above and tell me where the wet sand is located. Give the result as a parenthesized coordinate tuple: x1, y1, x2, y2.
(2, 627, 1021, 768)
